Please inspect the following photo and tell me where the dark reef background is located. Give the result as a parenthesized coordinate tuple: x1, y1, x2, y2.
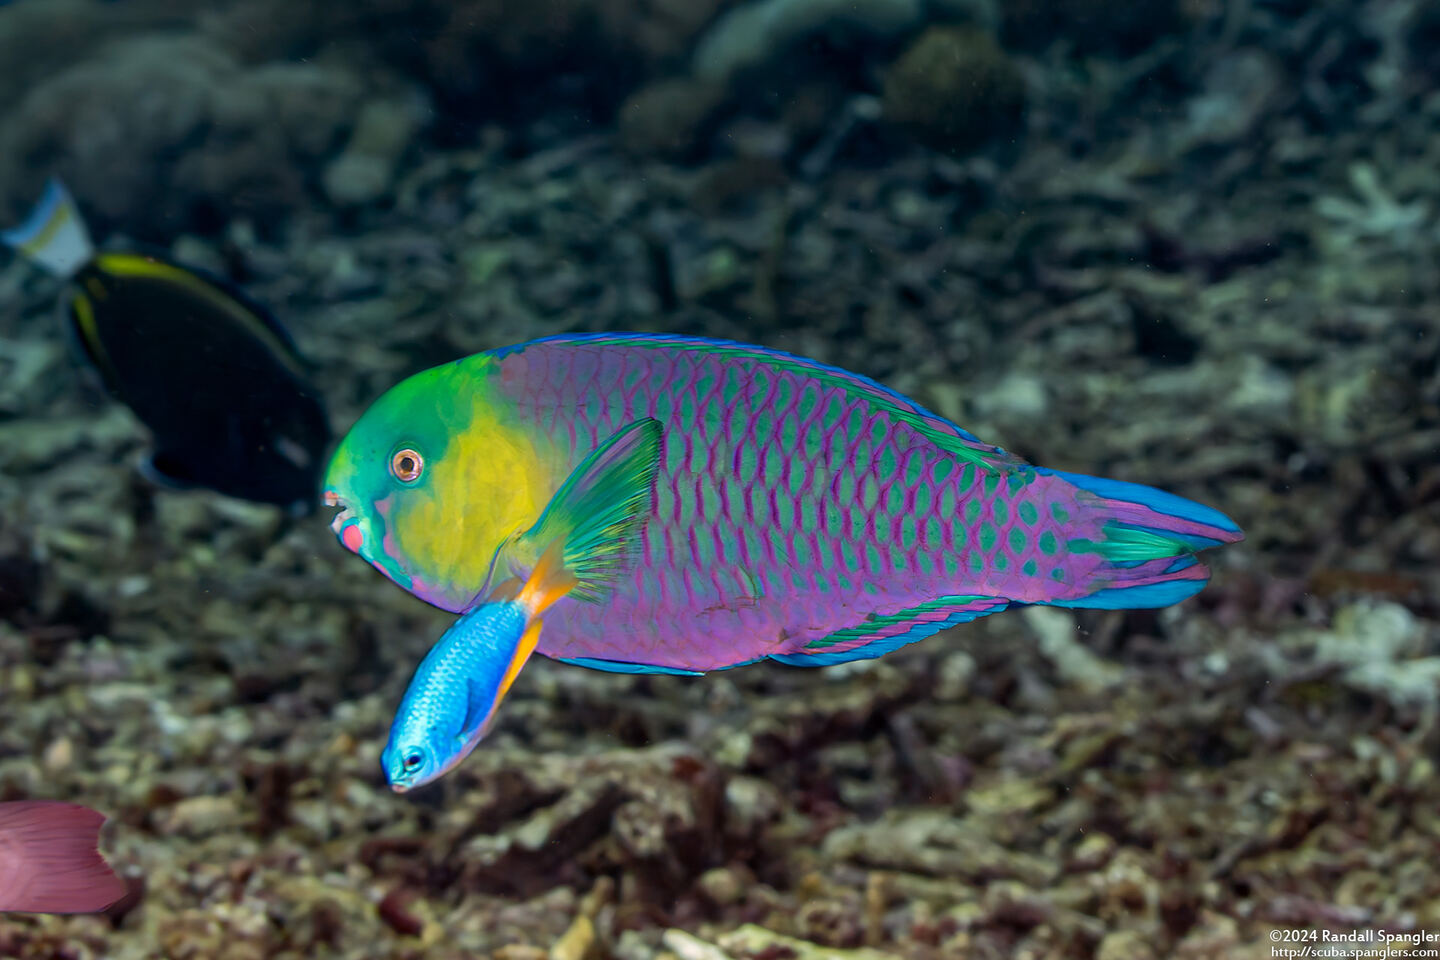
(0, 0, 1437, 957)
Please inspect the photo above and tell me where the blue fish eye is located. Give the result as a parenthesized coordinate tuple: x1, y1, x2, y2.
(403, 749, 425, 771)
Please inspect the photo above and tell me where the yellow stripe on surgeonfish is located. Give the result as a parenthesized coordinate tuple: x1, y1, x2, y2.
(66, 289, 118, 387)
(91, 253, 309, 379)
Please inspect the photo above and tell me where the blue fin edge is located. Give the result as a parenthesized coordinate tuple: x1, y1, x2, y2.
(1038, 468, 1241, 536)
(1051, 577, 1207, 610)
(557, 655, 706, 676)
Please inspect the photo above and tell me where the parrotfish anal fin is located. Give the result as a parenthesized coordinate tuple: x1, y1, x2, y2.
(769, 595, 1012, 667)
(556, 655, 705, 676)
(506, 418, 663, 603)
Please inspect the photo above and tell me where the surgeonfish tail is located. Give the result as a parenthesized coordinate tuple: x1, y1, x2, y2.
(0, 178, 94, 278)
(0, 801, 126, 914)
(1040, 469, 1245, 610)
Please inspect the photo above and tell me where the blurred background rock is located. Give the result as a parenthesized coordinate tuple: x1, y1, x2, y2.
(1, 0, 1438, 957)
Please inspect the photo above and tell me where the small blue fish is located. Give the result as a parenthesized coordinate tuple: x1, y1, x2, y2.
(381, 421, 661, 792)
(382, 550, 569, 792)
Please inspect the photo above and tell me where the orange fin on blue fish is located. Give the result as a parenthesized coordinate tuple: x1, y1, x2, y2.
(492, 618, 544, 718)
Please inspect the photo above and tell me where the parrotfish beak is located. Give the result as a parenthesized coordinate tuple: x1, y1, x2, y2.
(323, 489, 365, 554)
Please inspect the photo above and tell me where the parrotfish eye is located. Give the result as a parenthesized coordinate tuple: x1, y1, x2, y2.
(390, 447, 424, 484)
(402, 748, 425, 772)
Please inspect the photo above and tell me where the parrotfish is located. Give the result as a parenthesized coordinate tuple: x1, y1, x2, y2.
(1, 179, 331, 513)
(325, 333, 1242, 746)
(0, 801, 125, 914)
(383, 419, 660, 791)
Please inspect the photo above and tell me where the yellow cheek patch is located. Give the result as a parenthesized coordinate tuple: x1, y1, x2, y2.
(395, 399, 553, 603)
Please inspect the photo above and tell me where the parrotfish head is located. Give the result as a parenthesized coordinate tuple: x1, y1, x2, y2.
(321, 354, 553, 613)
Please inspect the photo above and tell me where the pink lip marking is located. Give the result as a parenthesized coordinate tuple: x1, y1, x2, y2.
(342, 523, 365, 553)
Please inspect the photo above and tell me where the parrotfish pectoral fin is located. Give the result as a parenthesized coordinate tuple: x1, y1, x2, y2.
(1038, 468, 1244, 610)
(0, 179, 94, 279)
(0, 801, 125, 914)
(507, 418, 663, 603)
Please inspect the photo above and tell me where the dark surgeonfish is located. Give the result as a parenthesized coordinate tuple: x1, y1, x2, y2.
(1, 180, 331, 514)
(0, 801, 126, 914)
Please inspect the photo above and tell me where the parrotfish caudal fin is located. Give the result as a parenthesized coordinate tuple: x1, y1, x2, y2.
(1039, 469, 1244, 610)
(0, 179, 94, 278)
(0, 801, 126, 914)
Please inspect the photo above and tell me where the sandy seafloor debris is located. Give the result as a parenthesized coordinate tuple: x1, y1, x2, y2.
(0, 0, 1438, 957)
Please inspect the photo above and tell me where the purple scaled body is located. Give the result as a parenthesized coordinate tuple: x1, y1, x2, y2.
(483, 334, 1242, 674)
